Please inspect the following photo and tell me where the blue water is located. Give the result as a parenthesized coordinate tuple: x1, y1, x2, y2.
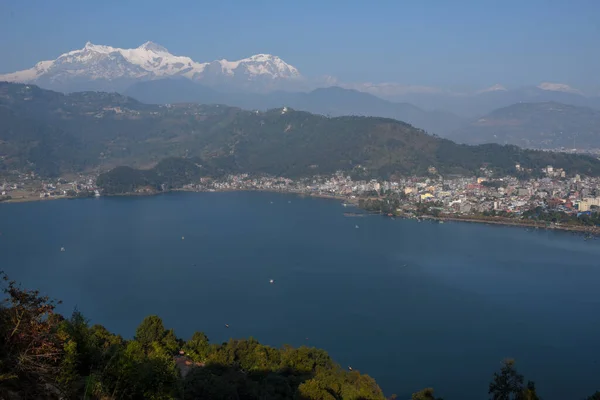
(1, 191, 599, 399)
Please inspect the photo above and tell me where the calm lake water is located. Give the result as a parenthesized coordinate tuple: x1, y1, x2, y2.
(1, 191, 599, 399)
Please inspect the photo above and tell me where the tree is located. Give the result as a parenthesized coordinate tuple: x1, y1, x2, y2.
(183, 332, 210, 362)
(489, 359, 538, 400)
(586, 392, 600, 400)
(57, 339, 79, 395)
(296, 378, 337, 400)
(412, 387, 443, 400)
(135, 315, 167, 348)
(161, 328, 180, 355)
(0, 272, 65, 396)
(521, 381, 540, 400)
(112, 340, 179, 399)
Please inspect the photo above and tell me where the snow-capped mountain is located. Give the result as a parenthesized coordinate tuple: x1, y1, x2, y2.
(0, 41, 303, 92)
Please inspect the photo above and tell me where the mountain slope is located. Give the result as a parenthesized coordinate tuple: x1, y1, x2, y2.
(388, 86, 600, 118)
(0, 42, 303, 93)
(124, 81, 466, 136)
(450, 102, 600, 149)
(2, 82, 600, 179)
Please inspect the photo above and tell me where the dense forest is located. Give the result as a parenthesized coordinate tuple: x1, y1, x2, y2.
(3, 82, 600, 180)
(2, 273, 599, 399)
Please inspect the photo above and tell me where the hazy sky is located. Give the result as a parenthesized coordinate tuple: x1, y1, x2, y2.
(1, 0, 598, 90)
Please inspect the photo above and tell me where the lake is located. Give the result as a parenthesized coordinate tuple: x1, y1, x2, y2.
(1, 191, 599, 399)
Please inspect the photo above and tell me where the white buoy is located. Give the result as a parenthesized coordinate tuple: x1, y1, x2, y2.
(182, 236, 185, 240)
(60, 247, 65, 252)
(269, 279, 274, 284)
(355, 225, 359, 229)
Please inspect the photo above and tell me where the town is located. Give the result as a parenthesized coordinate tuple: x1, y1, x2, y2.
(186, 164, 600, 230)
(2, 164, 600, 231)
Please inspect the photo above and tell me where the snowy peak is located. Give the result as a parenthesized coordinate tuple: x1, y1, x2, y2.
(81, 41, 115, 54)
(137, 41, 169, 53)
(538, 82, 582, 94)
(217, 53, 301, 79)
(0, 42, 303, 92)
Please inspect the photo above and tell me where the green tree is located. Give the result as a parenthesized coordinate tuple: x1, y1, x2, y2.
(412, 387, 443, 400)
(586, 392, 600, 400)
(135, 315, 167, 348)
(296, 378, 337, 400)
(183, 332, 210, 362)
(113, 340, 179, 400)
(57, 339, 79, 395)
(58, 309, 96, 375)
(161, 328, 180, 355)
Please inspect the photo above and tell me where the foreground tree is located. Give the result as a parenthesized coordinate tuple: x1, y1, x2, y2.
(183, 331, 210, 362)
(135, 315, 167, 348)
(0, 272, 65, 397)
(489, 359, 539, 400)
(412, 387, 443, 400)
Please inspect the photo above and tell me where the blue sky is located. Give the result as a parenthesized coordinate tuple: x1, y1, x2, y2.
(0, 0, 598, 90)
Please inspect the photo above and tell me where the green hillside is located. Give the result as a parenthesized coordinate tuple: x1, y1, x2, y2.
(2, 82, 600, 180)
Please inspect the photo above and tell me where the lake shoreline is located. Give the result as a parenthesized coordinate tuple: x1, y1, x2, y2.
(3, 188, 598, 235)
(396, 213, 600, 235)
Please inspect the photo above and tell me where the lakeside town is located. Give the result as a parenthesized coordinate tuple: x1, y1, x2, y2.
(2, 164, 600, 232)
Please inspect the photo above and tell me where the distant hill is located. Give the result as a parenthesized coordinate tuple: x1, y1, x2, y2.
(384, 86, 600, 117)
(124, 81, 466, 136)
(450, 102, 600, 149)
(2, 82, 600, 180)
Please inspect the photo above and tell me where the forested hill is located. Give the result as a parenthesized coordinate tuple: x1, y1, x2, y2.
(0, 273, 390, 399)
(2, 82, 600, 179)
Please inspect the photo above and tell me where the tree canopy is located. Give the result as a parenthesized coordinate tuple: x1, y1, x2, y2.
(0, 273, 596, 399)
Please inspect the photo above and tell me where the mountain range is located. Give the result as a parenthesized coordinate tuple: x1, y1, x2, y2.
(2, 41, 600, 116)
(2, 82, 600, 180)
(3, 41, 600, 149)
(0, 42, 304, 93)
